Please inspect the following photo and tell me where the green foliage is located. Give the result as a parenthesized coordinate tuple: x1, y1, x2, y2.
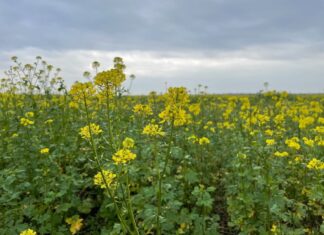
(0, 57, 323, 234)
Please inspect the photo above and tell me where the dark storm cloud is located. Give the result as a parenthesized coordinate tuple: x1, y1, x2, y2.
(1, 0, 324, 93)
(1, 0, 324, 53)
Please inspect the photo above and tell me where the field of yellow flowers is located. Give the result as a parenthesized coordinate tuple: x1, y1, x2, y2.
(0, 57, 323, 235)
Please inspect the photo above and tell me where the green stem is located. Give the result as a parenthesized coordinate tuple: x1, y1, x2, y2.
(156, 119, 175, 235)
(106, 88, 114, 147)
(126, 169, 140, 235)
(83, 94, 131, 235)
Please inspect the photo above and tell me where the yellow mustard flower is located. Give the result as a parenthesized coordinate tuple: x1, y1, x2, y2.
(20, 117, 34, 126)
(274, 151, 289, 157)
(270, 224, 279, 234)
(303, 137, 314, 147)
(133, 104, 153, 115)
(298, 116, 315, 129)
(266, 139, 276, 146)
(307, 158, 324, 170)
(315, 136, 324, 146)
(285, 137, 300, 150)
(222, 121, 235, 129)
(69, 82, 96, 104)
(25, 112, 34, 118)
(274, 114, 285, 125)
(69, 101, 79, 109)
(65, 215, 83, 235)
(318, 117, 324, 124)
(159, 106, 192, 127)
(40, 148, 49, 154)
(265, 129, 274, 136)
(189, 103, 201, 115)
(122, 137, 135, 149)
(94, 67, 126, 89)
(93, 170, 116, 189)
(199, 137, 210, 145)
(20, 229, 37, 235)
(314, 126, 324, 133)
(142, 124, 165, 136)
(188, 135, 198, 144)
(256, 114, 270, 125)
(294, 155, 302, 163)
(79, 123, 102, 140)
(164, 87, 190, 106)
(112, 149, 136, 164)
(159, 87, 192, 126)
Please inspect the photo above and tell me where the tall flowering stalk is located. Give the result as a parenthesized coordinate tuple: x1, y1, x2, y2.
(94, 57, 126, 148)
(70, 81, 132, 234)
(112, 137, 139, 235)
(70, 58, 140, 234)
(156, 87, 191, 235)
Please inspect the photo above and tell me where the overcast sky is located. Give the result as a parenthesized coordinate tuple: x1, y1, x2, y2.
(1, 0, 324, 94)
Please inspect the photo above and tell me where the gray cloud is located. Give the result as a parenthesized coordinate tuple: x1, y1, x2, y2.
(1, 0, 324, 51)
(1, 48, 323, 94)
(0, 0, 324, 93)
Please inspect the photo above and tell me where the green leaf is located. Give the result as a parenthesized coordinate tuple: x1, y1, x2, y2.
(184, 169, 199, 184)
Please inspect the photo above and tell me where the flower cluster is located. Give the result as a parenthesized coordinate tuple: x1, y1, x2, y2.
(298, 116, 315, 129)
(133, 104, 153, 115)
(307, 158, 324, 170)
(303, 137, 314, 147)
(159, 87, 192, 127)
(285, 137, 300, 150)
(20, 117, 34, 126)
(142, 124, 165, 136)
(40, 148, 49, 154)
(266, 139, 276, 146)
(65, 215, 83, 234)
(112, 149, 137, 164)
(188, 135, 210, 145)
(25, 112, 34, 118)
(159, 106, 192, 127)
(93, 170, 116, 189)
(199, 137, 211, 145)
(94, 68, 125, 89)
(20, 229, 37, 235)
(122, 137, 135, 149)
(270, 224, 279, 234)
(79, 123, 103, 140)
(274, 151, 289, 157)
(69, 82, 96, 104)
(160, 87, 189, 105)
(112, 137, 136, 164)
(189, 103, 201, 116)
(314, 126, 324, 133)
